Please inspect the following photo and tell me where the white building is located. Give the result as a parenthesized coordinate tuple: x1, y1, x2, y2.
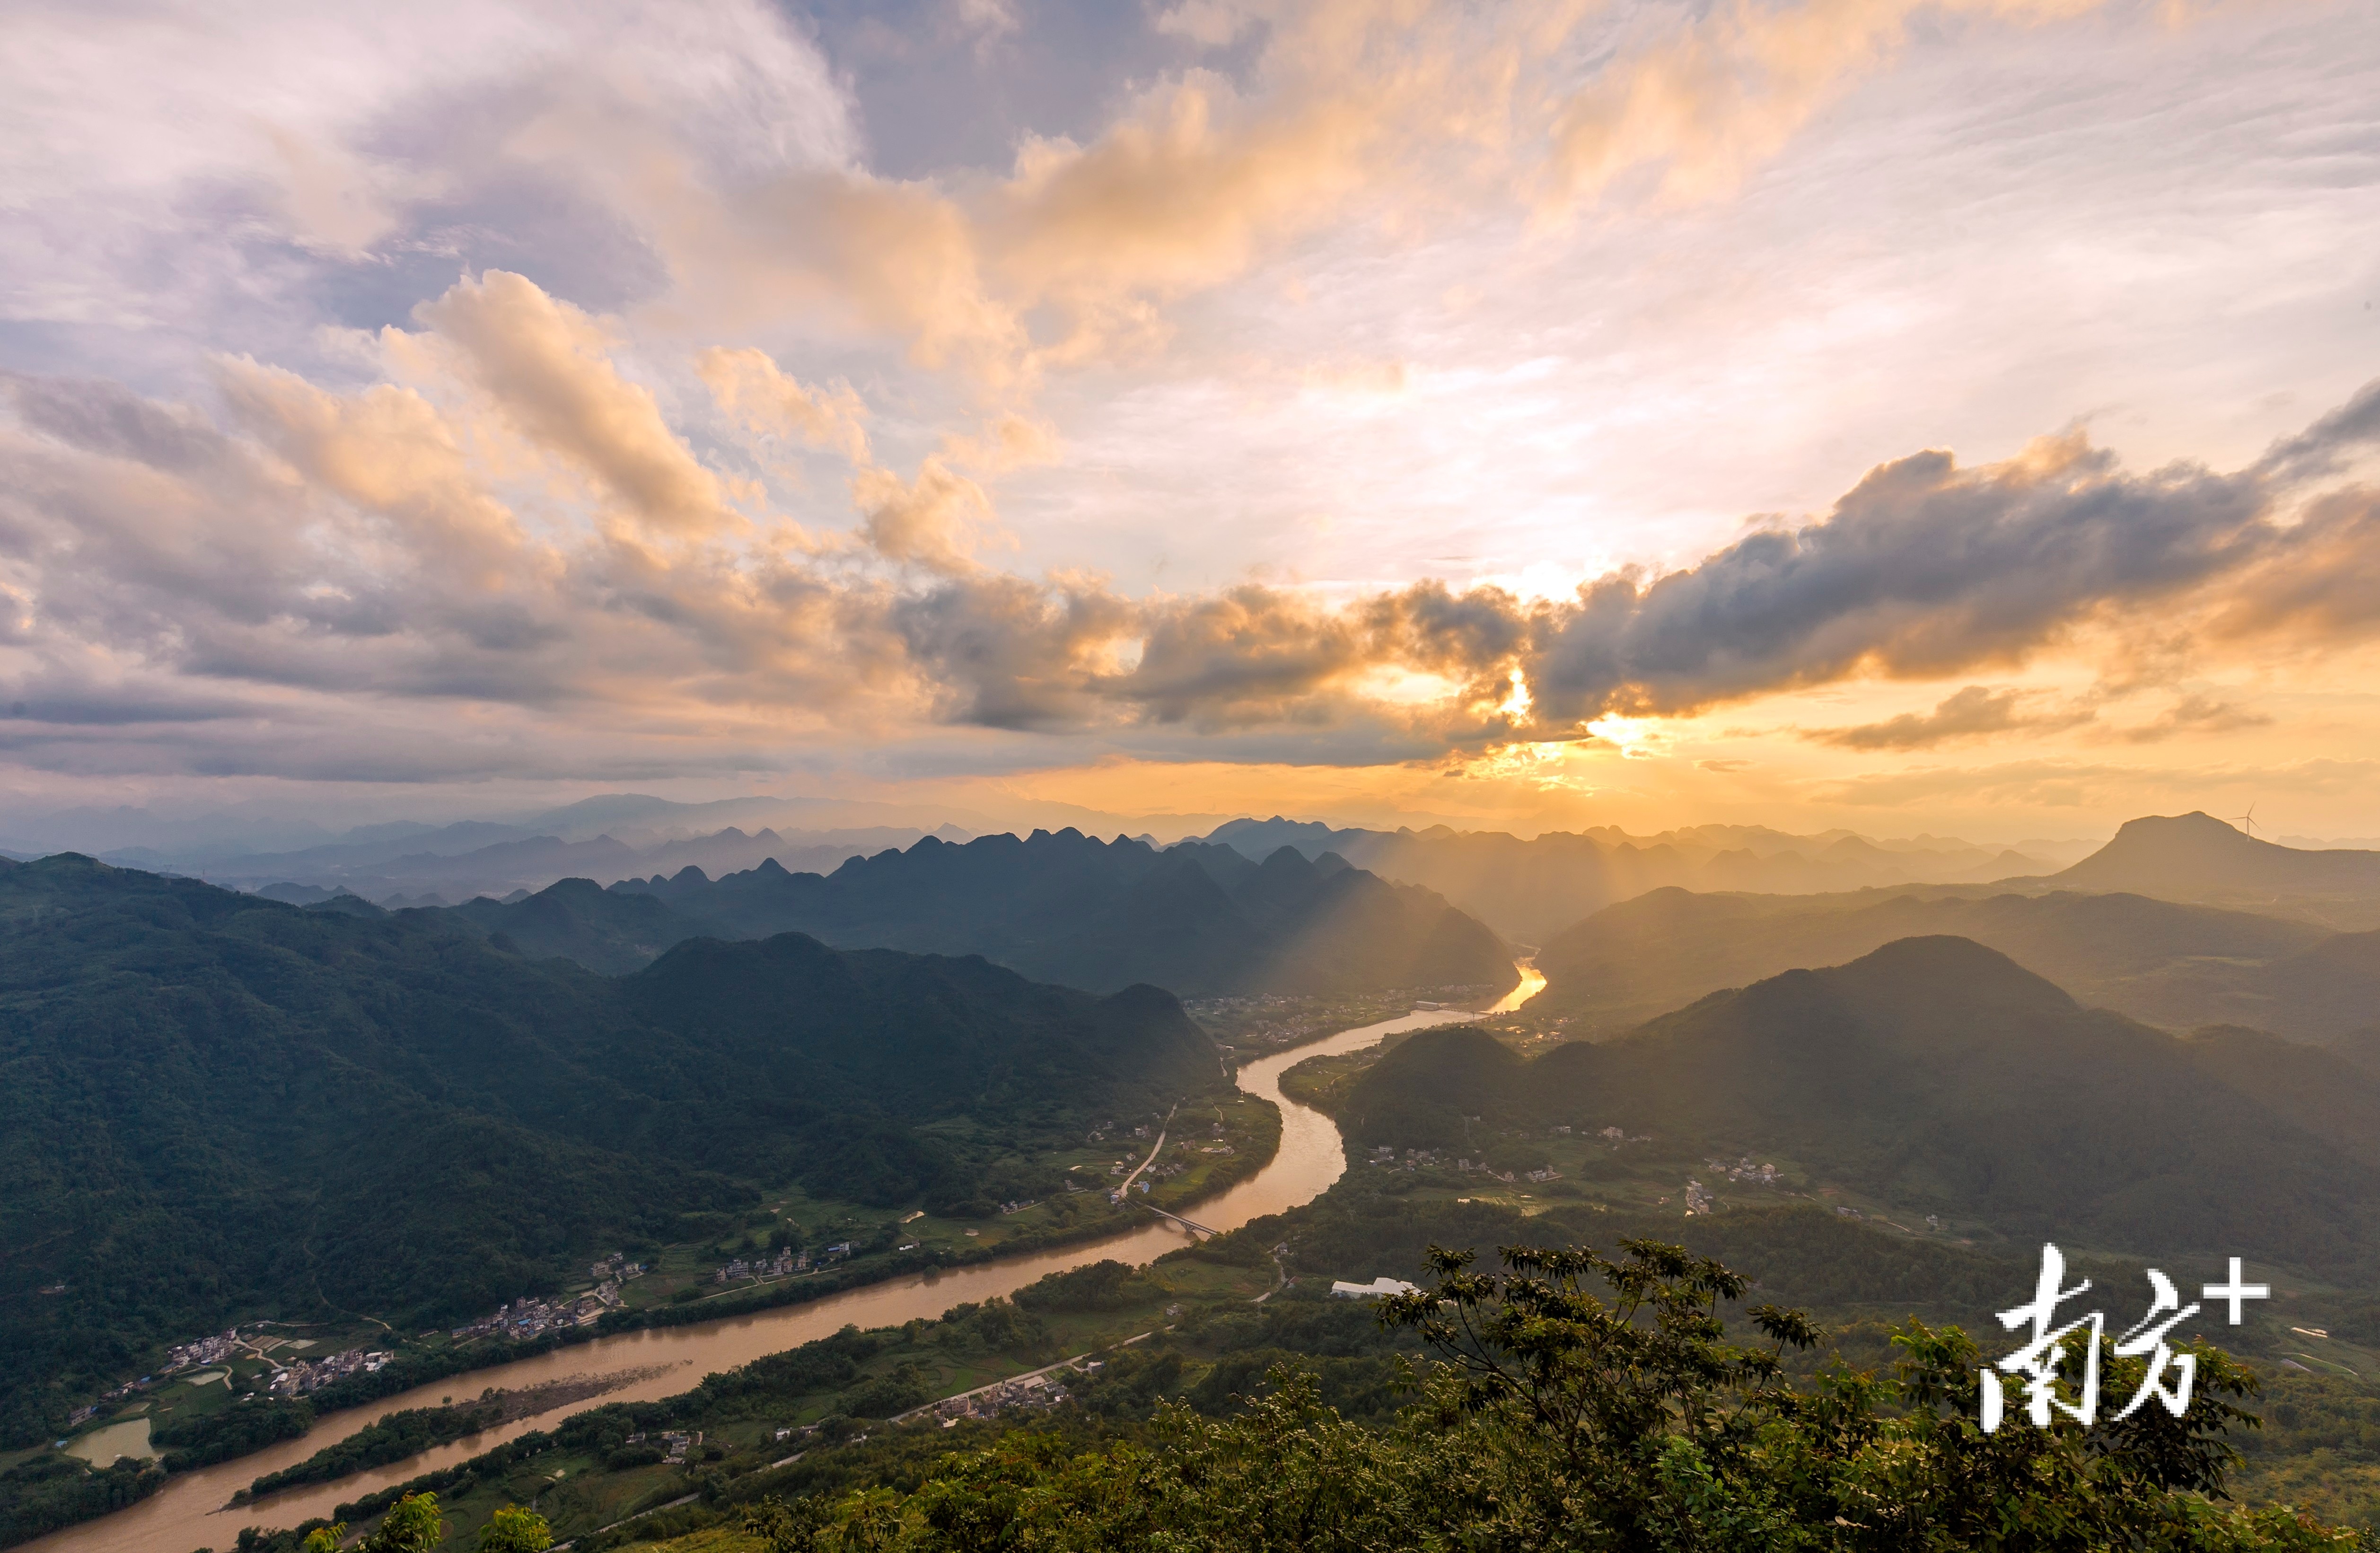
(1330, 1276, 1420, 1299)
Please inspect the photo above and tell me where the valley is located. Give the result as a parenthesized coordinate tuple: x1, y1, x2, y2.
(9, 1005, 1482, 1553)
(16, 814, 2380, 1548)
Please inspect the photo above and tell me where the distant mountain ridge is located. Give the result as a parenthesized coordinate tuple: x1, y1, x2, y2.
(587, 829, 1516, 998)
(1533, 885, 2380, 1043)
(1343, 936, 2380, 1280)
(2055, 810, 2380, 899)
(1201, 817, 2070, 941)
(212, 823, 972, 906)
(0, 854, 1218, 1445)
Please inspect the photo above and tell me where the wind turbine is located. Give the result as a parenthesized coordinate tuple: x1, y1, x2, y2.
(2230, 803, 2259, 841)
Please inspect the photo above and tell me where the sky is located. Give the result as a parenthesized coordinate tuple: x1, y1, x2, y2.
(3, 0, 2380, 844)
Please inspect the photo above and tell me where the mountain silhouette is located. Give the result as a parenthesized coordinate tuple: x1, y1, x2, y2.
(2055, 811, 2380, 897)
(1532, 884, 2380, 1042)
(1346, 936, 2380, 1278)
(591, 829, 1515, 998)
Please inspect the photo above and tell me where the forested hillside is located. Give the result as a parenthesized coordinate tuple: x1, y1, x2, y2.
(590, 829, 1516, 997)
(0, 855, 1219, 1448)
(1345, 936, 2380, 1280)
(1533, 885, 2380, 1040)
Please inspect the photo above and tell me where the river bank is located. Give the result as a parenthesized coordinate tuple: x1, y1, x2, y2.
(19, 1003, 1493, 1553)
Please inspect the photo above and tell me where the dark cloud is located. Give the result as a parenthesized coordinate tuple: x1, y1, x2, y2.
(2212, 484, 2380, 643)
(1, 373, 237, 475)
(1518, 437, 2268, 720)
(0, 682, 255, 726)
(898, 385, 2374, 747)
(6, 356, 2380, 784)
(892, 572, 1132, 730)
(2250, 377, 2380, 484)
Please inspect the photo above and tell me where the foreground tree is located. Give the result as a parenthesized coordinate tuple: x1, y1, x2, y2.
(366, 1492, 445, 1553)
(476, 1503, 554, 1553)
(1377, 1238, 2349, 1550)
(870, 1240, 2351, 1549)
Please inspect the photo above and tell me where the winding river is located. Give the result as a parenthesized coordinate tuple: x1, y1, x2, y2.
(34, 969, 1542, 1553)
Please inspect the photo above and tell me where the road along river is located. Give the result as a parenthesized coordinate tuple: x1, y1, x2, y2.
(34, 973, 1540, 1553)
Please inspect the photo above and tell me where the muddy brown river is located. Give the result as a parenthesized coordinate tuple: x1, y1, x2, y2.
(32, 974, 1540, 1553)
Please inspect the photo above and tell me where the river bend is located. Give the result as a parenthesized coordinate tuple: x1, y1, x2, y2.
(31, 987, 1533, 1553)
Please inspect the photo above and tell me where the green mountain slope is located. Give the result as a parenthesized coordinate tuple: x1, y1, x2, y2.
(595, 829, 1516, 997)
(1534, 884, 2379, 1040)
(0, 855, 1218, 1446)
(442, 875, 701, 973)
(1346, 936, 2380, 1280)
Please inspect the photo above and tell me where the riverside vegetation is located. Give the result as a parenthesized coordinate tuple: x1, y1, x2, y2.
(0, 853, 1256, 1543)
(215, 1190, 2363, 1552)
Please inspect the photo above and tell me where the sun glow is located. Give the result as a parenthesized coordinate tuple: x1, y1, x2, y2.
(1461, 738, 1590, 789)
(1586, 714, 1665, 759)
(1495, 670, 1534, 721)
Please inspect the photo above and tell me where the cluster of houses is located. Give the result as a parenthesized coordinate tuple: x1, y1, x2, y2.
(625, 1429, 704, 1464)
(1365, 1145, 1562, 1186)
(75, 1323, 273, 1422)
(267, 1347, 391, 1395)
(1680, 1157, 1783, 1213)
(163, 1329, 243, 1371)
(450, 1283, 622, 1343)
(717, 1247, 808, 1283)
(1597, 1126, 1655, 1147)
(925, 1363, 1084, 1425)
(1184, 993, 1344, 1049)
(1704, 1156, 1780, 1186)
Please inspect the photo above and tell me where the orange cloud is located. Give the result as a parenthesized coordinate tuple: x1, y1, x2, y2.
(696, 346, 872, 465)
(1546, 0, 2104, 206)
(413, 272, 742, 543)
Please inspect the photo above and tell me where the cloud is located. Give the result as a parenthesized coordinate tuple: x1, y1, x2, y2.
(630, 0, 2137, 387)
(697, 346, 872, 465)
(852, 457, 998, 572)
(2115, 692, 2273, 745)
(8, 256, 2380, 786)
(1545, 0, 2102, 206)
(216, 358, 544, 596)
(893, 572, 1134, 730)
(412, 271, 740, 542)
(2212, 483, 2380, 646)
(1519, 430, 2275, 719)
(1152, 1, 1260, 49)
(1805, 684, 2095, 750)
(1810, 755, 2380, 810)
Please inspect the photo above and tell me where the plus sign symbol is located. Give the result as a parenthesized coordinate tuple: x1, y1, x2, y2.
(2201, 1257, 2269, 1325)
